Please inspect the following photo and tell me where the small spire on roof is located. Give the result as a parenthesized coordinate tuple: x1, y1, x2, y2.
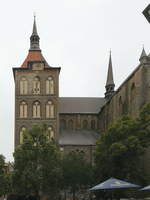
(105, 50, 115, 100)
(106, 50, 114, 86)
(140, 45, 147, 60)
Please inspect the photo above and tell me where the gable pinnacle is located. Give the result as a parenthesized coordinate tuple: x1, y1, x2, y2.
(30, 16, 41, 51)
(140, 46, 147, 60)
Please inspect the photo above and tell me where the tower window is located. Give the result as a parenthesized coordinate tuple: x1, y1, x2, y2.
(33, 76, 40, 94)
(20, 101, 28, 118)
(46, 101, 54, 118)
(46, 76, 54, 94)
(20, 77, 28, 94)
(33, 101, 41, 118)
(20, 127, 26, 144)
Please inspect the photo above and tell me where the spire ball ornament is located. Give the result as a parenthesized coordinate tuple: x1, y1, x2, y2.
(143, 4, 150, 23)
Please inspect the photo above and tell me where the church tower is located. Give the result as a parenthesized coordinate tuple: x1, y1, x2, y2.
(13, 17, 61, 147)
(105, 52, 115, 100)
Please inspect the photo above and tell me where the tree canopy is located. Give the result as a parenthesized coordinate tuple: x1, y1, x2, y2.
(0, 155, 12, 195)
(95, 107, 150, 186)
(13, 124, 62, 200)
(62, 150, 93, 200)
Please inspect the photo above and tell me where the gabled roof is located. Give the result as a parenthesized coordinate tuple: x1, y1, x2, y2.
(59, 97, 105, 114)
(59, 130, 99, 146)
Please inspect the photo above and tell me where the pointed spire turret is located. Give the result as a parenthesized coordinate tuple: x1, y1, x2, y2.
(30, 15, 41, 51)
(105, 51, 115, 100)
(32, 15, 38, 35)
(139, 46, 148, 64)
(106, 51, 114, 86)
(140, 46, 147, 60)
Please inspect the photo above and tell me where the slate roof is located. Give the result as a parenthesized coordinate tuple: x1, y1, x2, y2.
(59, 97, 105, 114)
(59, 130, 99, 146)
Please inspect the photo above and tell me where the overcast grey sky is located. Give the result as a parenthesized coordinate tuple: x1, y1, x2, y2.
(0, 0, 150, 161)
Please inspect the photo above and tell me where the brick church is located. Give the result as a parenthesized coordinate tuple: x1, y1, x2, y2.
(13, 18, 150, 161)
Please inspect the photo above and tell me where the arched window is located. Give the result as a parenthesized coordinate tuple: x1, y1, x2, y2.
(46, 101, 54, 118)
(119, 96, 123, 115)
(33, 101, 41, 118)
(46, 76, 54, 94)
(33, 76, 40, 94)
(20, 127, 26, 144)
(60, 119, 66, 130)
(131, 83, 136, 102)
(48, 126, 54, 140)
(83, 120, 88, 129)
(20, 77, 28, 94)
(130, 83, 136, 114)
(20, 101, 27, 118)
(68, 120, 73, 130)
(91, 120, 96, 129)
(123, 100, 128, 114)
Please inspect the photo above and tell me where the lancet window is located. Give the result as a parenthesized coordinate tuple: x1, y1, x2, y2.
(20, 101, 28, 118)
(83, 120, 88, 129)
(48, 126, 54, 140)
(20, 127, 26, 144)
(20, 77, 28, 94)
(33, 76, 40, 94)
(91, 120, 96, 129)
(33, 101, 41, 118)
(68, 120, 73, 130)
(46, 76, 54, 94)
(119, 96, 123, 115)
(46, 101, 54, 118)
(60, 119, 66, 130)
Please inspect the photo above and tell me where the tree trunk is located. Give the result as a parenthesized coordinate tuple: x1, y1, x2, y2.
(72, 189, 76, 200)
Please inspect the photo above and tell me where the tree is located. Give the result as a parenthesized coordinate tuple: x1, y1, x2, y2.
(13, 124, 62, 200)
(62, 151, 93, 200)
(95, 114, 150, 195)
(0, 155, 12, 196)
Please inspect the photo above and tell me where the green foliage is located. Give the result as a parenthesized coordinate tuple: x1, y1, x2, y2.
(13, 124, 62, 200)
(62, 151, 93, 200)
(95, 114, 150, 186)
(0, 154, 5, 174)
(0, 155, 12, 195)
(94, 108, 150, 199)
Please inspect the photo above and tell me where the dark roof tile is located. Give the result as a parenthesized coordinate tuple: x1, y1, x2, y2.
(59, 97, 105, 114)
